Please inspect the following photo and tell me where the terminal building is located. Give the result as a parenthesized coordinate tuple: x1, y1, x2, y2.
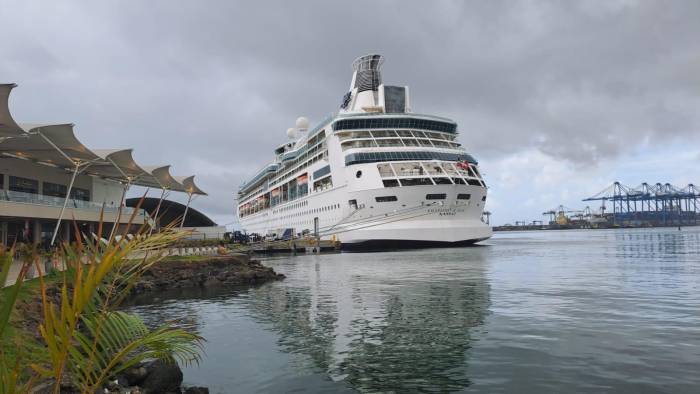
(0, 83, 212, 247)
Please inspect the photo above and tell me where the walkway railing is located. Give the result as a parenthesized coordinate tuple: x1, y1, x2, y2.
(0, 189, 141, 215)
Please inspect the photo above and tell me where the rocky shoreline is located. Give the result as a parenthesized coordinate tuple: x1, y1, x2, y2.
(133, 254, 285, 295)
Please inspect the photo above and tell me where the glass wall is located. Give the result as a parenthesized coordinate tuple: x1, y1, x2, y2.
(9, 176, 38, 194)
(333, 117, 457, 133)
(345, 151, 477, 166)
(43, 182, 67, 198)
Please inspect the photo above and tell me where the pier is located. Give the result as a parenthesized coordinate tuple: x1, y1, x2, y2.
(242, 238, 341, 254)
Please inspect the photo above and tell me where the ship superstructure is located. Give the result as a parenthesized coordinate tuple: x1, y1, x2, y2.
(237, 54, 492, 248)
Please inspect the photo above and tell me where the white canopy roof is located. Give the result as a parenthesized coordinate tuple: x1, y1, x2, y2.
(141, 165, 187, 191)
(0, 123, 102, 167)
(0, 84, 24, 138)
(174, 175, 207, 196)
(0, 82, 206, 195)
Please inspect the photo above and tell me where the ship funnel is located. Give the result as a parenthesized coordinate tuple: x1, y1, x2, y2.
(351, 54, 384, 92)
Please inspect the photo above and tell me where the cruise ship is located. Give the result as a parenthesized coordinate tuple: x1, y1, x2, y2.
(237, 54, 492, 249)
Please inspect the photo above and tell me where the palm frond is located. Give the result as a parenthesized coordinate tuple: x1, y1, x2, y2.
(69, 311, 203, 390)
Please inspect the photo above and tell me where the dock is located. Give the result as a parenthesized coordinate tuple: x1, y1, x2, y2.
(243, 239, 341, 254)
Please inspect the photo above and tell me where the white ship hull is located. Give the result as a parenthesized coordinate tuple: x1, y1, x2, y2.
(239, 183, 492, 249)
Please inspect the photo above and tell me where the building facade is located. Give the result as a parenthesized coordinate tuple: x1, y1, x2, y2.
(0, 83, 206, 248)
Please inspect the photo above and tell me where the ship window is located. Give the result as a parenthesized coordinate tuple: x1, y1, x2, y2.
(482, 196, 487, 201)
(467, 179, 482, 186)
(356, 170, 362, 178)
(332, 117, 457, 133)
(426, 193, 447, 200)
(344, 151, 477, 166)
(313, 165, 331, 179)
(452, 178, 466, 184)
(382, 179, 400, 188)
(433, 178, 452, 185)
(457, 193, 471, 200)
(375, 196, 398, 202)
(400, 178, 433, 186)
(348, 199, 358, 209)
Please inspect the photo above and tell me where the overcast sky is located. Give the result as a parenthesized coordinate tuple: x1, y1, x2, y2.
(2, 0, 699, 226)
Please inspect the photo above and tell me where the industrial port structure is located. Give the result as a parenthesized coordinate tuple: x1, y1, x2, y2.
(583, 182, 699, 227)
(494, 181, 700, 231)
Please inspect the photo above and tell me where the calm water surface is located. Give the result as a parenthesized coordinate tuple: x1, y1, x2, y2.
(126, 227, 700, 393)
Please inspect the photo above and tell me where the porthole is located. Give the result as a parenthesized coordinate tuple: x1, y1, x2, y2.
(356, 170, 362, 178)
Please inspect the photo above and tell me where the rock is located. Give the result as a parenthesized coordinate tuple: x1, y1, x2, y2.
(130, 255, 284, 295)
(141, 360, 183, 393)
(184, 387, 209, 394)
(124, 366, 148, 385)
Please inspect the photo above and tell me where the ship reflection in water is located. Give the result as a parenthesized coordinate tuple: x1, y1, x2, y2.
(127, 249, 491, 393)
(247, 251, 490, 392)
(125, 227, 700, 393)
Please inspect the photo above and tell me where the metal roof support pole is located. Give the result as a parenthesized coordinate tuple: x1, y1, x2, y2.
(180, 191, 193, 230)
(149, 188, 168, 235)
(51, 163, 80, 246)
(109, 178, 132, 241)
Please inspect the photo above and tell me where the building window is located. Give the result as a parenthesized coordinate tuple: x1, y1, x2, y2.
(375, 196, 398, 202)
(426, 193, 446, 200)
(457, 193, 471, 200)
(43, 182, 67, 198)
(9, 176, 38, 194)
(70, 188, 90, 202)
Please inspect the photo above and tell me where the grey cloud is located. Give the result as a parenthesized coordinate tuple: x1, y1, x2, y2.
(1, 0, 698, 224)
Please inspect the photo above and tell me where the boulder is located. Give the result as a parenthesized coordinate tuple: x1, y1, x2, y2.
(141, 360, 183, 393)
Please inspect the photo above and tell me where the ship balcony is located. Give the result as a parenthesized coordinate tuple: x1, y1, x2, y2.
(0, 190, 147, 223)
(376, 162, 486, 188)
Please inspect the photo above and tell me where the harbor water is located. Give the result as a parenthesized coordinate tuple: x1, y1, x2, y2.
(126, 227, 700, 393)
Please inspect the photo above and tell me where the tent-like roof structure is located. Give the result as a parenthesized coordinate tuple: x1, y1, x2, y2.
(174, 175, 207, 196)
(90, 149, 155, 186)
(0, 84, 22, 139)
(0, 82, 207, 195)
(0, 123, 104, 166)
(141, 165, 187, 192)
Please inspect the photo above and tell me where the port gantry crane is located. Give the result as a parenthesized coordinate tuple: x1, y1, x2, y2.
(583, 181, 700, 226)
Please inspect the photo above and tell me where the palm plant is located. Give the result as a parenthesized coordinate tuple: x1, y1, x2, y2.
(1, 245, 33, 394)
(1, 200, 204, 393)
